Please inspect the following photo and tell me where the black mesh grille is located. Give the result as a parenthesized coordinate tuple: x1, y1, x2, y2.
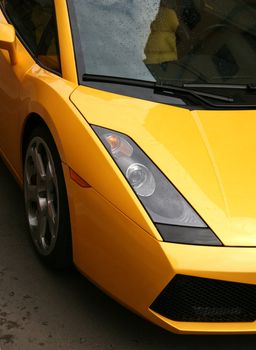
(150, 275, 256, 322)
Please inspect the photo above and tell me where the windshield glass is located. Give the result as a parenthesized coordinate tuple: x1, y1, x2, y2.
(68, 0, 256, 86)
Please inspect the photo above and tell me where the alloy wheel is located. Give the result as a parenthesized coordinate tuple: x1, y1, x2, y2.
(24, 137, 59, 256)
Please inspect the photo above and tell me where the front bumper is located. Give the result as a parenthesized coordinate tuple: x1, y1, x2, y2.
(148, 244, 256, 334)
(64, 165, 256, 334)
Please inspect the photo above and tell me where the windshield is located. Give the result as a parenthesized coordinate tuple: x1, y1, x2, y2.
(68, 0, 256, 86)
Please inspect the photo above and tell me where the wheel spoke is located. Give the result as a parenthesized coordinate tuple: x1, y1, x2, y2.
(46, 160, 53, 181)
(48, 199, 57, 237)
(37, 210, 47, 245)
(28, 214, 38, 230)
(46, 160, 58, 189)
(31, 146, 46, 183)
(25, 156, 36, 185)
(26, 184, 38, 202)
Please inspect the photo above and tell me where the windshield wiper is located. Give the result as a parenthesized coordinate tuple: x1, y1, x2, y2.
(247, 84, 256, 91)
(155, 84, 234, 103)
(82, 74, 237, 107)
(184, 83, 256, 91)
(82, 74, 156, 88)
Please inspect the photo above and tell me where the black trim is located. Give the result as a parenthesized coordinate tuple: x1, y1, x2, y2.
(0, 2, 62, 77)
(83, 74, 256, 110)
(151, 274, 256, 322)
(156, 224, 222, 246)
(83, 74, 234, 103)
(83, 79, 186, 107)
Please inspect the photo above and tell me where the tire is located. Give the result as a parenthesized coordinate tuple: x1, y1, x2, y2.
(23, 125, 72, 268)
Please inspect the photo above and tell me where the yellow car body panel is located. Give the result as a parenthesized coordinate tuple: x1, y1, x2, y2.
(64, 161, 256, 334)
(1, 0, 256, 334)
(71, 86, 256, 247)
(54, 0, 77, 84)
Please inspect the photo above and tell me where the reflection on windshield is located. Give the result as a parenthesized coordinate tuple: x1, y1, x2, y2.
(144, 2, 179, 70)
(144, 1, 181, 83)
(69, 0, 256, 86)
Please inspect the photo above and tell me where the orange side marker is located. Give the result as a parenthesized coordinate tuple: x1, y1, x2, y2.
(69, 168, 91, 188)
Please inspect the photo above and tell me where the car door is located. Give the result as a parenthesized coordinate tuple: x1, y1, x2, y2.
(0, 0, 61, 179)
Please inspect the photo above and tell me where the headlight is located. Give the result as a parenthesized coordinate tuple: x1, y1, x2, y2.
(93, 126, 222, 246)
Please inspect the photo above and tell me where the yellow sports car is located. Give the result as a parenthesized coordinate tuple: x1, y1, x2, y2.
(1, 0, 256, 334)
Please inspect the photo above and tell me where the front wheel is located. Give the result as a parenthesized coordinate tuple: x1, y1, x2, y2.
(23, 126, 72, 268)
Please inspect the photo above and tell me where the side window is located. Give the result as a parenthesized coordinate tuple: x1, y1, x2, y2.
(1, 0, 61, 73)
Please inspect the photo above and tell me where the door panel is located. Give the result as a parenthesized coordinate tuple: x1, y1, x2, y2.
(0, 0, 61, 179)
(0, 11, 34, 179)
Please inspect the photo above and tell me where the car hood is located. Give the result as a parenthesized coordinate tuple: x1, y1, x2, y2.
(71, 86, 256, 247)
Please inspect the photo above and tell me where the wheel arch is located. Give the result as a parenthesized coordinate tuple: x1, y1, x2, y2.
(21, 112, 65, 169)
(22, 113, 47, 163)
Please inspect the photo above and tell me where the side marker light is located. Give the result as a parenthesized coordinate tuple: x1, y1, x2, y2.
(69, 168, 91, 188)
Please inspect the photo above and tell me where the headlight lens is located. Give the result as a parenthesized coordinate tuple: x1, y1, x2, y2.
(93, 126, 222, 246)
(126, 163, 156, 197)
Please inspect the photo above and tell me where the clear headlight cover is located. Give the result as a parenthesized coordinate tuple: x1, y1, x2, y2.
(92, 126, 222, 246)
(93, 126, 206, 227)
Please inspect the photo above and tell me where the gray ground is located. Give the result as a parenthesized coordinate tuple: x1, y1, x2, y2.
(0, 158, 256, 350)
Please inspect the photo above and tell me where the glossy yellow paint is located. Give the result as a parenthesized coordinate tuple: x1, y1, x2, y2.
(63, 162, 256, 334)
(0, 22, 16, 64)
(71, 86, 256, 247)
(55, 0, 77, 83)
(1, 1, 256, 335)
(0, 11, 35, 182)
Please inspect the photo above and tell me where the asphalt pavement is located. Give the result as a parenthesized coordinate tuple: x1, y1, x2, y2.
(0, 157, 256, 350)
